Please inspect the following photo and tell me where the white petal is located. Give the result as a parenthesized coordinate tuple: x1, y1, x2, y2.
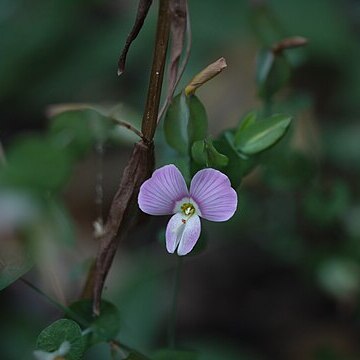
(165, 214, 201, 256)
(177, 214, 201, 256)
(166, 213, 185, 253)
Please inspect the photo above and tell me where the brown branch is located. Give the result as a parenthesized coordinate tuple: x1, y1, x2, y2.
(90, 0, 171, 315)
(141, 0, 171, 142)
(109, 117, 143, 139)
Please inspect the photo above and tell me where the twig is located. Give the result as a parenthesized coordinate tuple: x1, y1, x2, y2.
(20, 277, 90, 328)
(89, 0, 171, 315)
(109, 117, 143, 139)
(168, 256, 182, 348)
(110, 339, 150, 359)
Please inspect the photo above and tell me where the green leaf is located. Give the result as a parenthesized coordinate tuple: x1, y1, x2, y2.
(0, 136, 72, 192)
(187, 95, 208, 144)
(256, 48, 291, 100)
(191, 140, 207, 165)
(236, 110, 258, 133)
(164, 94, 208, 155)
(36, 319, 85, 360)
(50, 110, 112, 158)
(234, 114, 292, 155)
(205, 139, 229, 168)
(214, 131, 257, 188)
(153, 349, 198, 360)
(191, 139, 228, 169)
(67, 299, 121, 347)
(164, 93, 190, 155)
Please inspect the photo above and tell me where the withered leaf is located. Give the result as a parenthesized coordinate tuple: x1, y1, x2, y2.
(118, 0, 153, 75)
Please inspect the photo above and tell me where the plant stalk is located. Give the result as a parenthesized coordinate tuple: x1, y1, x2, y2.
(87, 0, 171, 315)
(168, 256, 183, 348)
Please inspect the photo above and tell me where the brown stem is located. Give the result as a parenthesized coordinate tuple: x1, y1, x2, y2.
(88, 0, 170, 315)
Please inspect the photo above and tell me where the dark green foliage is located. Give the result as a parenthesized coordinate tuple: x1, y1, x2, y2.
(67, 299, 121, 347)
(36, 319, 85, 360)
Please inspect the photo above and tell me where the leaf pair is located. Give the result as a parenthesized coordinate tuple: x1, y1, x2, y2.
(234, 112, 292, 155)
(35, 300, 121, 360)
(164, 93, 207, 155)
(213, 112, 292, 188)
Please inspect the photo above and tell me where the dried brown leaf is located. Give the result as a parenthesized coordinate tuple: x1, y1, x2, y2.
(272, 36, 308, 54)
(117, 0, 153, 75)
(185, 57, 227, 96)
(168, 0, 187, 94)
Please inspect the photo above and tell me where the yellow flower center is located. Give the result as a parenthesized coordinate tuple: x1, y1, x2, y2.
(181, 203, 195, 217)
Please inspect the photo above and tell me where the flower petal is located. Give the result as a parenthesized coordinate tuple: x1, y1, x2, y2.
(138, 164, 189, 215)
(177, 214, 201, 256)
(165, 213, 185, 253)
(165, 213, 201, 256)
(190, 168, 237, 221)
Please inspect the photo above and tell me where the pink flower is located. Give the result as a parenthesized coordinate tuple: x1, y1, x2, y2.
(138, 165, 238, 256)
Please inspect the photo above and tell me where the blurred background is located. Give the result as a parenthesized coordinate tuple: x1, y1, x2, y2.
(1, 0, 360, 359)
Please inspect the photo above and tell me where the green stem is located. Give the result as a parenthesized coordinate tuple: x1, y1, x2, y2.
(168, 256, 183, 348)
(20, 277, 90, 328)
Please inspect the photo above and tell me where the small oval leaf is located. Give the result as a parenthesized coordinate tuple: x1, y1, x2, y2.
(67, 299, 121, 347)
(205, 139, 229, 168)
(164, 94, 208, 155)
(256, 48, 291, 99)
(164, 93, 189, 155)
(187, 95, 208, 144)
(234, 114, 292, 155)
(236, 110, 258, 135)
(191, 139, 228, 169)
(191, 140, 207, 165)
(36, 319, 85, 360)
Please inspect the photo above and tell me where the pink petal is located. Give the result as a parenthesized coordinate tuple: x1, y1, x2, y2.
(190, 168, 237, 222)
(138, 165, 189, 215)
(166, 213, 201, 256)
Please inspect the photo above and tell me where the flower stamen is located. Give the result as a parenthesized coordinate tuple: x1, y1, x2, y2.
(181, 203, 195, 217)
